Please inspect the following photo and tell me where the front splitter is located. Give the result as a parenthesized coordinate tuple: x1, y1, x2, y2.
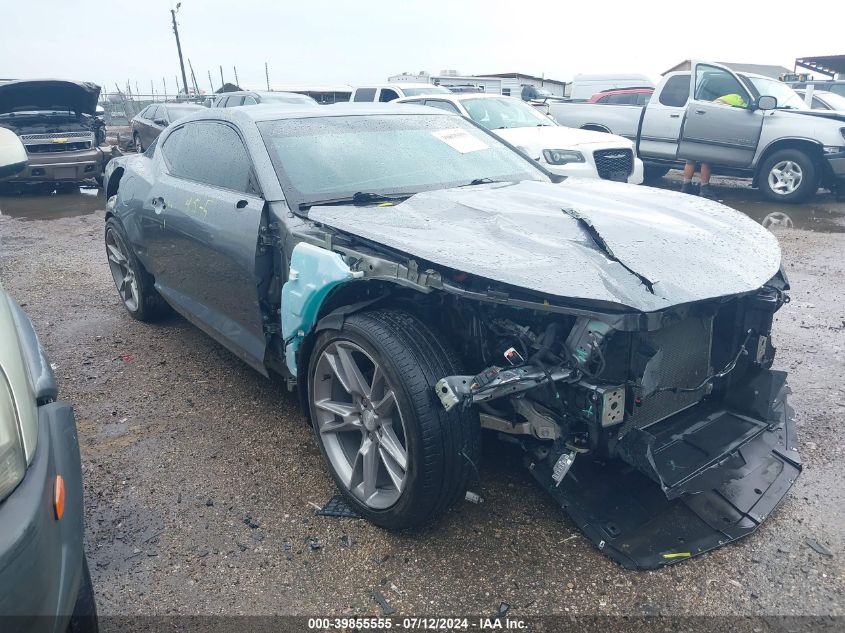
(529, 395, 801, 569)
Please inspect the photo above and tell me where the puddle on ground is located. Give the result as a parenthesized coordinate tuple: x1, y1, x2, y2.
(655, 175, 845, 233)
(0, 186, 102, 221)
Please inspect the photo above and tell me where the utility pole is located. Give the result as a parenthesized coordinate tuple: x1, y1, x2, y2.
(219, 65, 224, 87)
(188, 58, 199, 94)
(265, 62, 270, 91)
(162, 77, 167, 99)
(233, 66, 239, 88)
(170, 3, 189, 95)
(207, 70, 214, 93)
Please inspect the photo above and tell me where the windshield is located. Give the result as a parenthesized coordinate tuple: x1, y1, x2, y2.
(262, 94, 317, 105)
(259, 114, 548, 208)
(402, 86, 451, 96)
(463, 97, 554, 130)
(745, 77, 808, 110)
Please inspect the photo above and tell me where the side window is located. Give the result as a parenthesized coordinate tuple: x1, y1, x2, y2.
(424, 99, 460, 114)
(811, 97, 829, 110)
(163, 122, 253, 193)
(228, 96, 245, 106)
(379, 89, 400, 102)
(637, 92, 652, 106)
(243, 96, 258, 105)
(659, 75, 690, 107)
(144, 136, 159, 158)
(694, 65, 749, 105)
(353, 88, 376, 102)
(215, 96, 228, 108)
(146, 105, 160, 120)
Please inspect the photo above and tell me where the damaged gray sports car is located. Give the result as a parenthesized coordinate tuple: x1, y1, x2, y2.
(102, 103, 800, 569)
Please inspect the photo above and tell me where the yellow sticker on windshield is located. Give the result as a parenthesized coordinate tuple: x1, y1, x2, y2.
(431, 128, 489, 154)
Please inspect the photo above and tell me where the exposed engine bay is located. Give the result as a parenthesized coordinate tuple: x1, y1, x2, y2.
(418, 280, 798, 568)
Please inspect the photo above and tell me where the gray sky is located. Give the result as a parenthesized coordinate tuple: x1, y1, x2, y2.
(1, 0, 839, 95)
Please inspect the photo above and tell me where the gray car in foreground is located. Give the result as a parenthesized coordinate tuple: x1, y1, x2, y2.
(102, 103, 799, 569)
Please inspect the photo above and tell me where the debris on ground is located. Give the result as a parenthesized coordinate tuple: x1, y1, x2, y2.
(317, 495, 361, 518)
(805, 538, 833, 557)
(372, 590, 396, 616)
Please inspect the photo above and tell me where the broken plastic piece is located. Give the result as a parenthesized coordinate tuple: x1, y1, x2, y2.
(316, 494, 361, 519)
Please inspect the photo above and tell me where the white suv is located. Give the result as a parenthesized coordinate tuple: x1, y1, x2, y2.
(396, 93, 644, 184)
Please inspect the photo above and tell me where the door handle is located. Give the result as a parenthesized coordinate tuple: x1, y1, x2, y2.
(669, 113, 680, 118)
(695, 109, 706, 115)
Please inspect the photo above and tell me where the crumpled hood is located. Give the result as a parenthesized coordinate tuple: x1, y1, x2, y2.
(309, 179, 782, 312)
(495, 125, 631, 155)
(0, 79, 101, 115)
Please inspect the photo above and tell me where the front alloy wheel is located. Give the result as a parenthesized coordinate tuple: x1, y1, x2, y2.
(759, 148, 818, 203)
(313, 340, 408, 509)
(308, 309, 480, 530)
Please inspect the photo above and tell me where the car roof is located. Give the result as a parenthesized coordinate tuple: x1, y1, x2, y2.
(217, 90, 310, 98)
(396, 93, 521, 104)
(355, 83, 437, 90)
(173, 102, 454, 126)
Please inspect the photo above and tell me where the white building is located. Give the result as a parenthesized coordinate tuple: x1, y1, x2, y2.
(388, 70, 568, 98)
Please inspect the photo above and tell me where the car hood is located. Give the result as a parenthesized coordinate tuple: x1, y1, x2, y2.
(494, 125, 631, 155)
(308, 179, 782, 313)
(0, 79, 101, 115)
(776, 108, 845, 123)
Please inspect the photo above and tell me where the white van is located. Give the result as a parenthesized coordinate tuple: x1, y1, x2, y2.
(568, 74, 655, 101)
(350, 83, 452, 103)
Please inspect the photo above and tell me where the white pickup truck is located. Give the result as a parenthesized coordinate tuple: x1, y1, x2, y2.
(550, 61, 845, 202)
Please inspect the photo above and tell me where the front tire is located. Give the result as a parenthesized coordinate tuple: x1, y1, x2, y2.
(759, 149, 818, 203)
(105, 217, 170, 321)
(308, 309, 480, 530)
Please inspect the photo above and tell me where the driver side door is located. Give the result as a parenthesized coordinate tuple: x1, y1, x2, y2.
(147, 120, 269, 373)
(677, 62, 764, 167)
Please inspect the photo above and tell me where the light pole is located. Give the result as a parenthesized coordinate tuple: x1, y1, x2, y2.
(170, 3, 189, 95)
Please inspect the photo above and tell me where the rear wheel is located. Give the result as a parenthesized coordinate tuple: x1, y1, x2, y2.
(643, 165, 670, 182)
(105, 217, 170, 321)
(308, 309, 480, 529)
(759, 149, 818, 203)
(133, 132, 143, 153)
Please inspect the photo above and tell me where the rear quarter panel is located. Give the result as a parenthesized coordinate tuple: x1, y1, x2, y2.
(550, 103, 642, 139)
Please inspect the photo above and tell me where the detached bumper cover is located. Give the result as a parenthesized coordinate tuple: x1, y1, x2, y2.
(531, 371, 800, 569)
(4, 147, 104, 183)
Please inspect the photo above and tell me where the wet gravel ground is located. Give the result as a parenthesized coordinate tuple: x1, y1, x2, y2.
(0, 174, 842, 618)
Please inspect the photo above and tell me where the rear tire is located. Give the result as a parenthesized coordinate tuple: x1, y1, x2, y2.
(643, 165, 670, 182)
(105, 217, 171, 321)
(759, 148, 818, 203)
(308, 309, 480, 530)
(67, 556, 98, 633)
(133, 132, 143, 153)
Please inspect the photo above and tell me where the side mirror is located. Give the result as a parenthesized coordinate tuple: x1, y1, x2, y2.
(756, 95, 777, 111)
(0, 127, 27, 180)
(154, 118, 169, 126)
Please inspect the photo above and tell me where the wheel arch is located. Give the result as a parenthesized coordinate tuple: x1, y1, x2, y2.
(754, 138, 825, 185)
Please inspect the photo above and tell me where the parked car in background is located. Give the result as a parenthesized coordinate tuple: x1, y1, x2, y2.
(551, 61, 845, 201)
(787, 79, 845, 98)
(131, 102, 205, 152)
(568, 73, 655, 101)
(396, 93, 644, 183)
(0, 79, 108, 187)
(211, 90, 318, 109)
(588, 87, 653, 105)
(0, 124, 96, 632)
(101, 103, 798, 569)
(795, 89, 845, 112)
(350, 83, 451, 102)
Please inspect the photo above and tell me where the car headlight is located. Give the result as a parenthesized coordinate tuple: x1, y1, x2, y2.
(543, 149, 585, 165)
(0, 369, 26, 502)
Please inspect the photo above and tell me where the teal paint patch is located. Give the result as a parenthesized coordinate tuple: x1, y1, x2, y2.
(281, 243, 361, 376)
